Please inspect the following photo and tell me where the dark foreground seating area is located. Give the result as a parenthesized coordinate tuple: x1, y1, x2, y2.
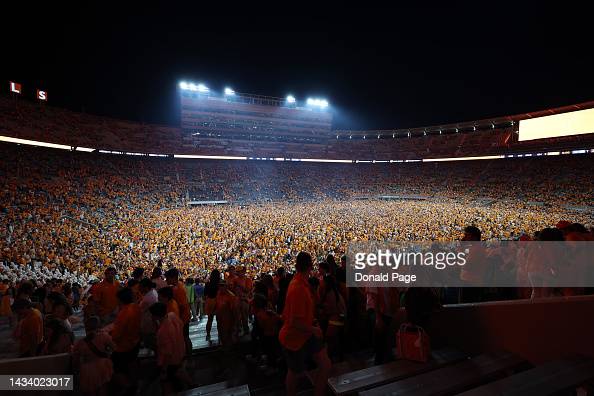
(2, 295, 593, 395)
(320, 295, 594, 396)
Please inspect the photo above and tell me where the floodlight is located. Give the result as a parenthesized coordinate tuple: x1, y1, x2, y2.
(225, 87, 235, 96)
(197, 84, 209, 93)
(286, 95, 296, 103)
(179, 81, 189, 90)
(306, 97, 329, 108)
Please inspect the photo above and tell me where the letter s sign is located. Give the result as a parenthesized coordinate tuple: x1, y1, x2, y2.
(37, 90, 47, 101)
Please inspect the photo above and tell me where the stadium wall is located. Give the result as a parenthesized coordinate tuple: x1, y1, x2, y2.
(427, 295, 594, 364)
(1, 95, 594, 161)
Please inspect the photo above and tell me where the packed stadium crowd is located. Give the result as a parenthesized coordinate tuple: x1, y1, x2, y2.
(2, 144, 592, 280)
(1, 143, 593, 394)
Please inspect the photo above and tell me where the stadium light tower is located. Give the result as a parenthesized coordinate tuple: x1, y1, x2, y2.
(224, 87, 235, 96)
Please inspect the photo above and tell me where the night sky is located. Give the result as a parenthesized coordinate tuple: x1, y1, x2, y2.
(3, 3, 593, 130)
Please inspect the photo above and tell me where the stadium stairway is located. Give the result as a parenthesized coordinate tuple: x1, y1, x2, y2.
(188, 317, 222, 351)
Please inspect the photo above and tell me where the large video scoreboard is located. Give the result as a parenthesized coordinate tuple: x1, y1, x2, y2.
(519, 107, 594, 141)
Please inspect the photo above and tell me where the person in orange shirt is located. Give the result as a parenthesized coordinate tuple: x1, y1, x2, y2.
(204, 269, 221, 343)
(12, 299, 44, 357)
(165, 268, 191, 354)
(94, 267, 120, 324)
(225, 265, 237, 293)
(110, 288, 141, 395)
(214, 280, 239, 349)
(72, 316, 115, 396)
(233, 266, 253, 335)
(149, 302, 192, 394)
(0, 281, 13, 322)
(279, 252, 331, 396)
(158, 286, 180, 319)
(254, 293, 281, 372)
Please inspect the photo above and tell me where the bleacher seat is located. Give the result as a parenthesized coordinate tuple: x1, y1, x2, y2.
(457, 358, 594, 396)
(177, 381, 229, 395)
(327, 347, 466, 395)
(359, 351, 527, 396)
(194, 384, 249, 396)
